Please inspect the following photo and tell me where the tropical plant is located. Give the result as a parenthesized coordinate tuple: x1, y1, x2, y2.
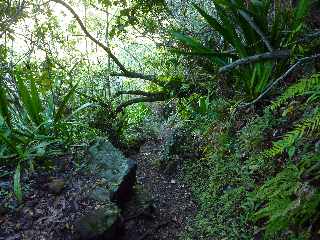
(172, 0, 311, 98)
(0, 61, 95, 202)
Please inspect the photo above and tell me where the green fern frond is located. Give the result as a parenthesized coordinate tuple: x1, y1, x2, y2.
(253, 162, 320, 237)
(270, 74, 320, 111)
(258, 108, 320, 161)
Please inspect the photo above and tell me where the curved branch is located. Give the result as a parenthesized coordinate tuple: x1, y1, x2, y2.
(219, 50, 291, 73)
(110, 72, 161, 84)
(115, 94, 168, 113)
(51, 0, 129, 74)
(239, 53, 320, 109)
(51, 0, 161, 83)
(114, 90, 164, 97)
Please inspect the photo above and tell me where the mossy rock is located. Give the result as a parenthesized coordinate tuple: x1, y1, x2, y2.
(75, 138, 137, 239)
(75, 203, 120, 240)
(88, 138, 137, 205)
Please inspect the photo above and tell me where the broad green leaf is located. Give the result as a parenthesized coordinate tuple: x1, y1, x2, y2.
(30, 79, 44, 123)
(65, 102, 97, 121)
(293, 0, 311, 28)
(171, 32, 204, 50)
(239, 10, 273, 51)
(16, 78, 41, 126)
(194, 3, 247, 57)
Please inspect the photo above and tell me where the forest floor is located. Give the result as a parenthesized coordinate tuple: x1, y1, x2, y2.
(0, 140, 197, 240)
(121, 139, 197, 240)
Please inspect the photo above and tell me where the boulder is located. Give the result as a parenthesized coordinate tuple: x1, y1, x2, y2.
(88, 138, 137, 205)
(47, 178, 65, 195)
(75, 203, 120, 240)
(75, 138, 137, 239)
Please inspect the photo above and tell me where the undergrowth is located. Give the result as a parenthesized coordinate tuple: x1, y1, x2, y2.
(178, 73, 320, 239)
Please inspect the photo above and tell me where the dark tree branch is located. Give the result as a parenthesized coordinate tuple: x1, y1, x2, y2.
(114, 90, 164, 97)
(219, 50, 291, 73)
(115, 94, 168, 113)
(110, 72, 161, 84)
(297, 31, 320, 44)
(51, 0, 158, 83)
(239, 53, 320, 109)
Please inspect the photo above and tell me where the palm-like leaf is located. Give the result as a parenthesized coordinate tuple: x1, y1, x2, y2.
(0, 83, 10, 126)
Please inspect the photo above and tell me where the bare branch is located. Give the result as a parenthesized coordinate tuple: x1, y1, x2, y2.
(219, 50, 291, 73)
(51, 0, 128, 73)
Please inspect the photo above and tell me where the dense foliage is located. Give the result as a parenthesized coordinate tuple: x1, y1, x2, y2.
(1, 0, 320, 239)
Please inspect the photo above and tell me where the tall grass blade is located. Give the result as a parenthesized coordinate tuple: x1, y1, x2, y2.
(54, 83, 78, 123)
(14, 163, 23, 203)
(0, 83, 11, 126)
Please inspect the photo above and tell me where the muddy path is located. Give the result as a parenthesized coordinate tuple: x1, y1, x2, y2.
(121, 140, 197, 240)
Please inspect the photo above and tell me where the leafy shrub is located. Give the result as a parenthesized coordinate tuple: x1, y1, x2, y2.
(0, 62, 93, 202)
(172, 0, 311, 99)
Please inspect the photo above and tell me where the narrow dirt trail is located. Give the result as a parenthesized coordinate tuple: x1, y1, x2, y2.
(121, 140, 197, 240)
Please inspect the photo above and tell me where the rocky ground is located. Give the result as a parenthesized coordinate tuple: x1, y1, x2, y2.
(121, 140, 197, 240)
(0, 139, 197, 240)
(0, 153, 105, 240)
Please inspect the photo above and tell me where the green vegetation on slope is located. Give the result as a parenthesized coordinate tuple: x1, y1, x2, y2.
(1, 0, 320, 239)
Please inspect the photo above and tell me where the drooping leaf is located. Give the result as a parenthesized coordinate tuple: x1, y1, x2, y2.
(193, 3, 247, 57)
(54, 83, 78, 123)
(0, 83, 10, 126)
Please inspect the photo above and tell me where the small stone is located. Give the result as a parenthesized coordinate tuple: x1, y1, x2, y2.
(0, 205, 8, 216)
(75, 204, 120, 240)
(0, 181, 10, 191)
(47, 179, 65, 195)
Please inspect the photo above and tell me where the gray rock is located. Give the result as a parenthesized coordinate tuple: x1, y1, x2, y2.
(88, 138, 137, 205)
(90, 187, 110, 202)
(47, 179, 65, 195)
(75, 138, 137, 239)
(75, 203, 120, 240)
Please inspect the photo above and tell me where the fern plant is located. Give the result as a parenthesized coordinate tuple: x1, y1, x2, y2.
(270, 74, 320, 111)
(253, 163, 320, 238)
(256, 107, 320, 163)
(250, 71, 320, 238)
